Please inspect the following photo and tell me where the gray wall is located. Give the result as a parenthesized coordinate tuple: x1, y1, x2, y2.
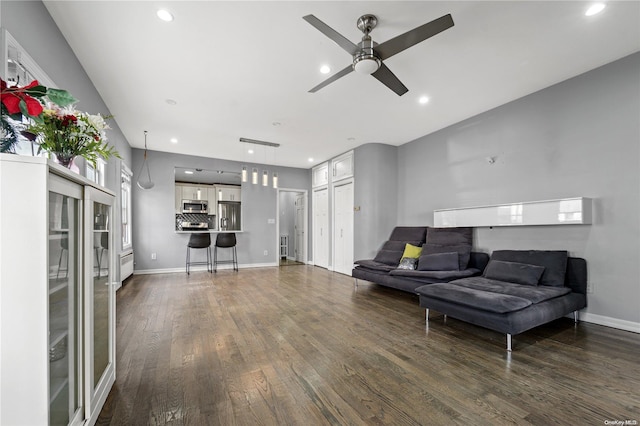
(131, 149, 310, 271)
(2, 1, 133, 276)
(396, 52, 640, 324)
(354, 143, 398, 261)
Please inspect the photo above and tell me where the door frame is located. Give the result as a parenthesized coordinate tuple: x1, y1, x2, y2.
(276, 188, 308, 264)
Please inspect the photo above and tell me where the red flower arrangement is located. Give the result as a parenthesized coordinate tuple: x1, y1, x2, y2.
(1, 78, 76, 153)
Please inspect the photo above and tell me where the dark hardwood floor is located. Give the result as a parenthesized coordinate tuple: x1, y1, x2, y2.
(97, 265, 640, 425)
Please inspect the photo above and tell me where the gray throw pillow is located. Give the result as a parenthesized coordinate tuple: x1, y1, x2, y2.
(490, 250, 567, 287)
(397, 257, 418, 270)
(417, 252, 459, 271)
(483, 260, 545, 286)
(422, 243, 471, 270)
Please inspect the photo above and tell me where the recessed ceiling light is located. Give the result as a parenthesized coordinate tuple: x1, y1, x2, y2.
(419, 96, 430, 104)
(585, 3, 606, 16)
(166, 99, 177, 105)
(157, 9, 174, 22)
(308, 157, 314, 162)
(248, 149, 254, 154)
(320, 65, 331, 74)
(170, 138, 178, 143)
(184, 170, 194, 175)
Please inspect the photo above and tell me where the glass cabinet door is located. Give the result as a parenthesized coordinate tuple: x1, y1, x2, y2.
(84, 186, 115, 420)
(48, 175, 84, 426)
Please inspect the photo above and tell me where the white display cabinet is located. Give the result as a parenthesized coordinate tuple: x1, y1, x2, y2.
(0, 154, 115, 426)
(434, 197, 593, 227)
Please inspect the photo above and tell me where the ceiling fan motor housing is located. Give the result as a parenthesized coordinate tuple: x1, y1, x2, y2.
(353, 35, 381, 74)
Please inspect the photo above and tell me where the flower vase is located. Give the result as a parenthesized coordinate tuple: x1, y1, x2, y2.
(55, 154, 80, 173)
(55, 153, 75, 168)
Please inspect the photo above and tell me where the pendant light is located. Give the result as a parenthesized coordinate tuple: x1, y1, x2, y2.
(136, 130, 154, 190)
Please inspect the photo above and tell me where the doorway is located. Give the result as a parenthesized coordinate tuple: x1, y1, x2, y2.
(277, 189, 308, 266)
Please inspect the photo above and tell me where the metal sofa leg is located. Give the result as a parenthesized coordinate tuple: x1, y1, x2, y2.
(574, 311, 579, 323)
(354, 278, 359, 290)
(506, 334, 512, 352)
(425, 308, 429, 324)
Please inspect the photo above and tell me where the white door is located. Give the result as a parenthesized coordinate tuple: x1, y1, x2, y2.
(332, 181, 354, 275)
(313, 188, 329, 269)
(295, 193, 306, 262)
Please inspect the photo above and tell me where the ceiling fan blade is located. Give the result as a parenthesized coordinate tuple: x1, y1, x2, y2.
(309, 65, 354, 93)
(372, 63, 408, 96)
(375, 14, 454, 61)
(303, 15, 359, 56)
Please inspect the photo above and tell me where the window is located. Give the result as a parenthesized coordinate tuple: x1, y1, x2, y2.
(86, 158, 106, 187)
(121, 165, 132, 250)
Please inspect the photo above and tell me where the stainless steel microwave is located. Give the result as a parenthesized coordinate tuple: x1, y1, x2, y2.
(182, 199, 208, 214)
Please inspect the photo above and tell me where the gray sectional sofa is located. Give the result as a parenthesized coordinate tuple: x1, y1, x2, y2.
(352, 226, 489, 293)
(415, 250, 588, 351)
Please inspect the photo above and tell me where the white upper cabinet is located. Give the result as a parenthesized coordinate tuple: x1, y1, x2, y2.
(217, 185, 241, 202)
(180, 184, 208, 201)
(312, 162, 329, 188)
(331, 151, 354, 182)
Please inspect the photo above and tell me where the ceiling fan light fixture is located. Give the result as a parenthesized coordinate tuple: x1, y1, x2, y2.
(353, 54, 381, 75)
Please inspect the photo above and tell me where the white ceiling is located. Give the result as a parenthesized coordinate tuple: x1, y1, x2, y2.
(43, 1, 640, 169)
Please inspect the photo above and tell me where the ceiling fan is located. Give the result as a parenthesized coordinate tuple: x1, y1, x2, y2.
(303, 13, 454, 96)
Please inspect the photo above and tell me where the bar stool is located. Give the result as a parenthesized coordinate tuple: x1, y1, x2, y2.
(214, 233, 238, 272)
(186, 233, 212, 274)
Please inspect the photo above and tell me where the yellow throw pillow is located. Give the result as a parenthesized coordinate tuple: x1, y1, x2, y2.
(402, 243, 422, 259)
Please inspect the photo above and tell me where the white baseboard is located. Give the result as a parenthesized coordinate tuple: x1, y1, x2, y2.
(580, 312, 640, 333)
(134, 262, 278, 275)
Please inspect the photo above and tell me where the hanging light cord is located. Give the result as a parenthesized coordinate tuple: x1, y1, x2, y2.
(136, 130, 155, 189)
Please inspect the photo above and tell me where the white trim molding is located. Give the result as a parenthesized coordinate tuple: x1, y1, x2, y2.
(580, 312, 640, 334)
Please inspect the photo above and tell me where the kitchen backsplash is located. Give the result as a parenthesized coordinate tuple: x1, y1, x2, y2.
(175, 213, 215, 230)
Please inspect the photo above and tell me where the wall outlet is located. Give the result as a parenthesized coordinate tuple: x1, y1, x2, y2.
(151, 252, 157, 260)
(267, 218, 275, 224)
(586, 282, 594, 294)
(264, 250, 268, 256)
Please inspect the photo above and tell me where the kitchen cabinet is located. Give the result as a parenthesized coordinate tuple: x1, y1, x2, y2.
(175, 185, 182, 213)
(180, 183, 208, 201)
(0, 154, 115, 426)
(207, 187, 218, 214)
(216, 185, 241, 202)
(312, 162, 329, 188)
(331, 151, 354, 182)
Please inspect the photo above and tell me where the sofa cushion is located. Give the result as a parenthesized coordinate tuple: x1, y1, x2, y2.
(449, 277, 571, 304)
(426, 227, 473, 246)
(402, 243, 423, 259)
(353, 260, 396, 272)
(415, 283, 532, 314)
(372, 241, 406, 266)
(389, 226, 428, 243)
(483, 260, 545, 286)
(491, 250, 568, 287)
(417, 252, 459, 271)
(422, 243, 471, 270)
(390, 268, 479, 280)
(397, 257, 418, 270)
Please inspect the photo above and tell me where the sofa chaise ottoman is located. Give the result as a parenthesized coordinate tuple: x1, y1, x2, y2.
(415, 250, 587, 351)
(352, 226, 489, 293)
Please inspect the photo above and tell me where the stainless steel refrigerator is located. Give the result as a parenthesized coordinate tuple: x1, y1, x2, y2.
(218, 201, 241, 231)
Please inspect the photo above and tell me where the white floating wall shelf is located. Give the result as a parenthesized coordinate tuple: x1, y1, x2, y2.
(434, 197, 592, 228)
